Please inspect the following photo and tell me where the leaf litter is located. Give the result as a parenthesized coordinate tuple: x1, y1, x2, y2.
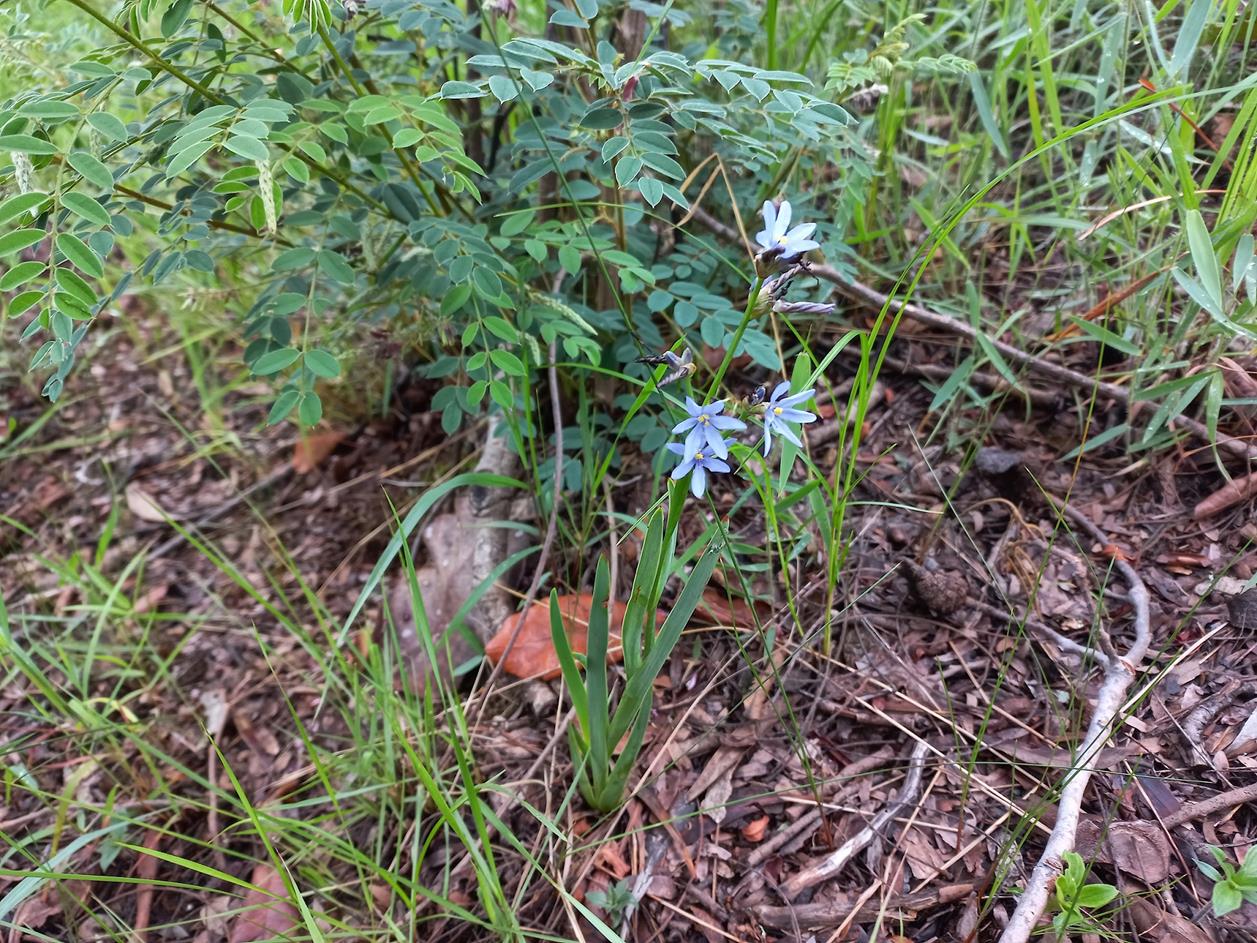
(3, 284, 1257, 943)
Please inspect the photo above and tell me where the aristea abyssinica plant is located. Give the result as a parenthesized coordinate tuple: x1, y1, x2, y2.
(553, 195, 832, 811)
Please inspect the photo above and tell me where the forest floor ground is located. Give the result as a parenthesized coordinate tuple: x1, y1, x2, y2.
(4, 294, 1257, 943)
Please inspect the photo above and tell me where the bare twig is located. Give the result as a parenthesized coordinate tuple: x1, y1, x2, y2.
(743, 747, 897, 870)
(754, 879, 976, 930)
(779, 740, 930, 899)
(970, 599, 1113, 670)
(1162, 781, 1257, 829)
(688, 206, 1257, 464)
(995, 503, 1152, 943)
(1182, 681, 1257, 768)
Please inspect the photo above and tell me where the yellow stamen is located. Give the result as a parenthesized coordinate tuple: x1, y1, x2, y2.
(773, 406, 784, 415)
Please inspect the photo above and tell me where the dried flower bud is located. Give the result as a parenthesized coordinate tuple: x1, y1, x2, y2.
(256, 160, 277, 235)
(12, 151, 34, 196)
(753, 245, 786, 277)
(773, 300, 837, 316)
(847, 83, 889, 111)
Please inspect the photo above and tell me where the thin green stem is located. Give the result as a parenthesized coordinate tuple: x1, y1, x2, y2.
(764, 0, 779, 71)
(704, 276, 764, 404)
(63, 0, 387, 216)
(61, 0, 223, 102)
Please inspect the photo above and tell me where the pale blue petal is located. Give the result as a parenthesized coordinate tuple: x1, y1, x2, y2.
(683, 427, 706, 457)
(784, 222, 816, 242)
(779, 408, 816, 424)
(773, 201, 792, 241)
(707, 458, 731, 474)
(771, 380, 792, 401)
(761, 200, 777, 236)
(684, 395, 702, 415)
(778, 424, 804, 448)
(710, 414, 746, 431)
(690, 465, 706, 497)
(705, 429, 729, 458)
(707, 400, 726, 415)
(780, 388, 816, 407)
(665, 442, 686, 456)
(671, 457, 695, 479)
(780, 239, 819, 258)
(762, 421, 773, 456)
(672, 417, 698, 434)
(755, 230, 774, 250)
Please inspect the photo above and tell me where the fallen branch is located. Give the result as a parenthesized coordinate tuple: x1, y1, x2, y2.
(779, 739, 930, 900)
(688, 206, 1257, 464)
(1162, 781, 1257, 829)
(743, 747, 896, 871)
(970, 599, 1113, 670)
(995, 503, 1152, 943)
(754, 881, 975, 931)
(1182, 680, 1257, 768)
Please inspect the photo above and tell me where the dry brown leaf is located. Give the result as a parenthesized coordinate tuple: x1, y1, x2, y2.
(1075, 818, 1171, 884)
(483, 593, 665, 680)
(1121, 880, 1217, 943)
(228, 864, 300, 943)
(11, 890, 60, 940)
(1194, 470, 1257, 520)
(594, 841, 632, 880)
(125, 482, 171, 523)
(702, 763, 735, 826)
(693, 587, 768, 627)
(292, 430, 347, 474)
(1229, 703, 1257, 755)
(741, 816, 769, 843)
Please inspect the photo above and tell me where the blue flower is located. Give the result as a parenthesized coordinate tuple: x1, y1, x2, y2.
(760, 381, 817, 455)
(755, 201, 820, 260)
(667, 441, 732, 498)
(672, 397, 746, 457)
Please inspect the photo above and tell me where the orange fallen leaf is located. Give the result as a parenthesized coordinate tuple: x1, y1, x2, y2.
(292, 429, 347, 474)
(1194, 469, 1257, 520)
(741, 815, 770, 843)
(693, 587, 768, 628)
(228, 864, 299, 943)
(484, 593, 666, 680)
(595, 841, 632, 879)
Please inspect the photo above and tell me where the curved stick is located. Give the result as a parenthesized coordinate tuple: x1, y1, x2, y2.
(995, 503, 1151, 943)
(780, 740, 930, 899)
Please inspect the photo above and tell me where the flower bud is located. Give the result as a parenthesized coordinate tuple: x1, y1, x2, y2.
(12, 151, 33, 195)
(256, 160, 277, 235)
(773, 300, 837, 316)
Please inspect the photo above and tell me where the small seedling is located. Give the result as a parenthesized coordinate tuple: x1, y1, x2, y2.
(1196, 845, 1257, 916)
(1048, 851, 1119, 940)
(586, 878, 635, 924)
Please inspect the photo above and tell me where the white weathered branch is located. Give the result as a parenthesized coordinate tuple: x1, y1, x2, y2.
(780, 740, 930, 899)
(995, 504, 1151, 943)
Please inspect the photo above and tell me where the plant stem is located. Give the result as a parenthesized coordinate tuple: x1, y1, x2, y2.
(764, 0, 779, 71)
(62, 0, 224, 102)
(704, 276, 763, 404)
